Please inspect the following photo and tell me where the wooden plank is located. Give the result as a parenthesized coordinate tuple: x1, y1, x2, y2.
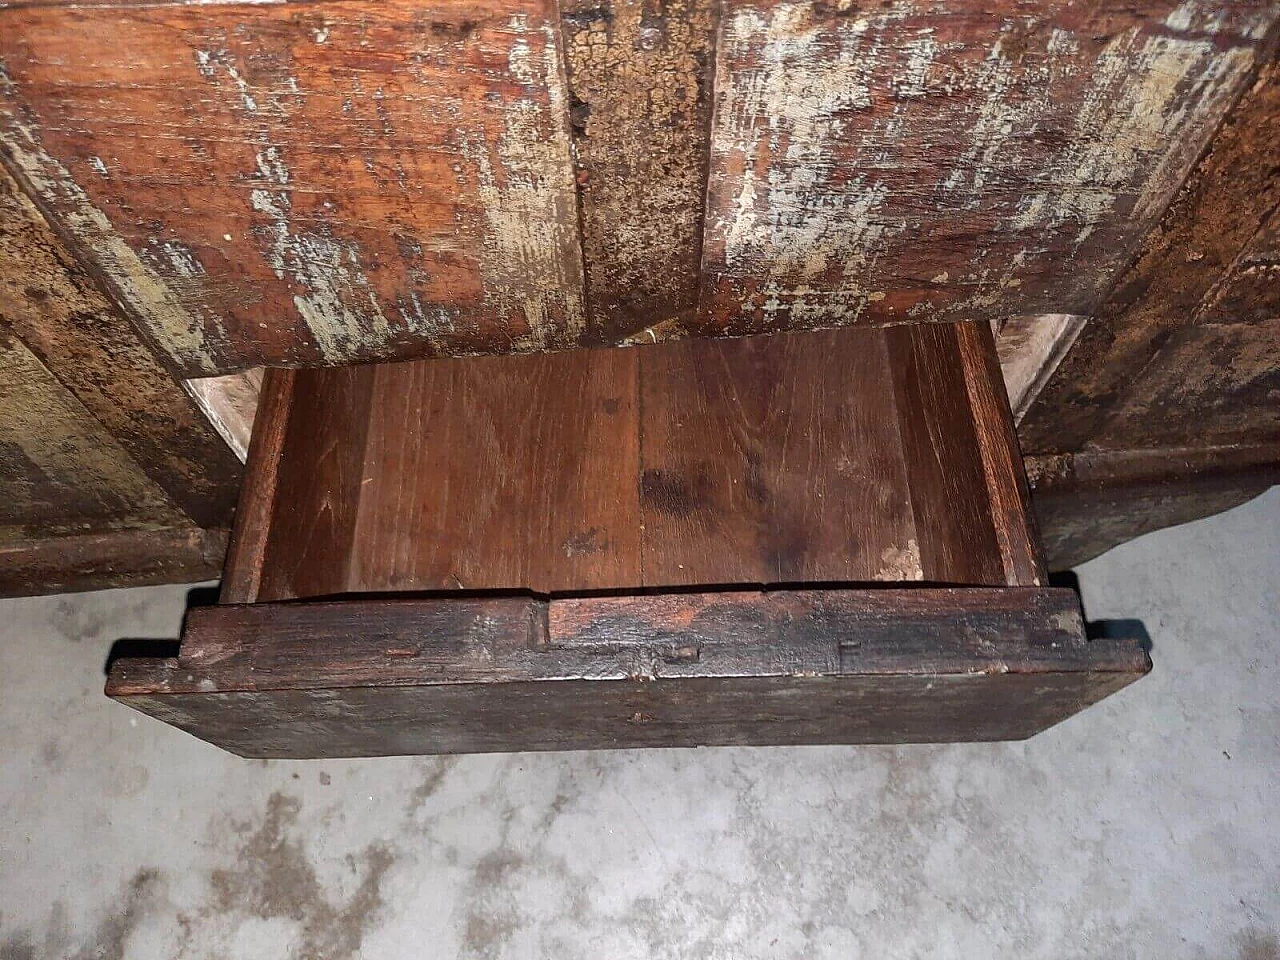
(956, 320, 1045, 586)
(0, 527, 227, 599)
(0, 0, 584, 375)
(696, 0, 1274, 338)
(1094, 320, 1280, 450)
(0, 330, 189, 542)
(0, 166, 241, 527)
(637, 336, 776, 584)
(257, 365, 376, 601)
(1027, 444, 1280, 569)
(219, 368, 295, 604)
(4, 1, 1274, 374)
(885, 322, 1004, 584)
(106, 587, 1149, 757)
(1022, 60, 1280, 454)
(347, 347, 642, 593)
(225, 325, 1033, 597)
(560, 0, 716, 342)
(637, 329, 920, 585)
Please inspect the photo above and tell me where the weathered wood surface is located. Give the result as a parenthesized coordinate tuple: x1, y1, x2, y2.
(1022, 60, 1280, 455)
(0, 167, 242, 527)
(1028, 444, 1280, 569)
(0, 0, 585, 375)
(1095, 320, 1280, 449)
(106, 587, 1148, 757)
(560, 0, 715, 341)
(0, 527, 227, 598)
(2, 0, 1272, 373)
(0, 330, 189, 543)
(228, 323, 1042, 603)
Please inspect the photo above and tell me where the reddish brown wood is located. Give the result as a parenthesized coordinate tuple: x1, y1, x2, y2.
(2, 0, 1271, 373)
(956, 320, 1045, 586)
(107, 587, 1148, 757)
(886, 323, 1005, 585)
(348, 348, 642, 594)
(231, 324, 1031, 601)
(219, 368, 295, 603)
(258, 366, 376, 601)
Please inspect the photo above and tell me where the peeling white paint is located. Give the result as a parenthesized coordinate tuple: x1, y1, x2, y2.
(1010, 30, 1254, 244)
(710, 1, 918, 320)
(0, 65, 218, 372)
(88, 156, 108, 177)
(250, 148, 393, 363)
(456, 17, 585, 349)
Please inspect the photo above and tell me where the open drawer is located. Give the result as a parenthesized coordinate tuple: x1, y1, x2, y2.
(107, 321, 1148, 757)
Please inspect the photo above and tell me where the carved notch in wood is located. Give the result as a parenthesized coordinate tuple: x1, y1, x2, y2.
(107, 322, 1149, 757)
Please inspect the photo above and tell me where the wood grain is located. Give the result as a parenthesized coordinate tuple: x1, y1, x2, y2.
(638, 329, 918, 585)
(106, 587, 1148, 757)
(2, 0, 1272, 373)
(0, 166, 242, 527)
(1094, 320, 1280, 450)
(886, 323, 1004, 584)
(0, 0, 584, 375)
(231, 324, 1037, 599)
(348, 348, 642, 594)
(257, 365, 376, 601)
(956, 320, 1045, 586)
(219, 368, 295, 603)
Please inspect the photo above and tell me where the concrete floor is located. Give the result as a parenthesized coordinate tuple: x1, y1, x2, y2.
(1, 489, 1277, 960)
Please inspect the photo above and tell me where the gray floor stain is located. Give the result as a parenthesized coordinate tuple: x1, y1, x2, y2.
(204, 792, 394, 959)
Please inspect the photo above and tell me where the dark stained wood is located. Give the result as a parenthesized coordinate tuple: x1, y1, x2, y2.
(258, 365, 377, 601)
(956, 321, 1045, 586)
(1021, 60, 1280, 455)
(0, 167, 242, 528)
(234, 324, 1030, 600)
(219, 368, 295, 603)
(638, 329, 918, 585)
(348, 347, 642, 594)
(1027, 444, 1280, 569)
(886, 323, 1005, 585)
(0, 527, 227, 598)
(107, 587, 1149, 757)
